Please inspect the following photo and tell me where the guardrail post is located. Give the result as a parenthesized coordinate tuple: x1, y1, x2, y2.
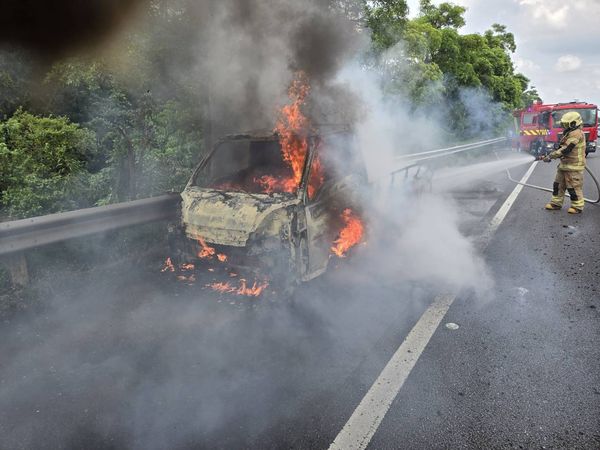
(2, 252, 29, 288)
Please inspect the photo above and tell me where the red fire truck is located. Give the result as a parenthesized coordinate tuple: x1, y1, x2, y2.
(513, 100, 598, 156)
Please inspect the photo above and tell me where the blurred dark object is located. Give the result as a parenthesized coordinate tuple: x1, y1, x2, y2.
(0, 0, 146, 58)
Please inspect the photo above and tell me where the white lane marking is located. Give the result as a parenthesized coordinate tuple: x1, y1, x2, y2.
(478, 161, 538, 248)
(328, 161, 538, 450)
(329, 294, 454, 450)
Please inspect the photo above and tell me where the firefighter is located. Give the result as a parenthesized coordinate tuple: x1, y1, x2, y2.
(543, 111, 586, 214)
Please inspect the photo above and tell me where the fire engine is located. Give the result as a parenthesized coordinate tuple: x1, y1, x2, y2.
(513, 100, 598, 156)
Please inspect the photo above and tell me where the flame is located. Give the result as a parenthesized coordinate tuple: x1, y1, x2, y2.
(161, 257, 175, 272)
(307, 153, 324, 199)
(197, 237, 216, 259)
(208, 73, 324, 199)
(197, 237, 227, 262)
(161, 253, 269, 297)
(253, 72, 313, 195)
(276, 73, 310, 189)
(207, 278, 269, 297)
(331, 209, 364, 258)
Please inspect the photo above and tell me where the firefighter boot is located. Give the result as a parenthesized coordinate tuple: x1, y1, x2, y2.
(545, 203, 561, 210)
(548, 175, 566, 211)
(567, 207, 582, 214)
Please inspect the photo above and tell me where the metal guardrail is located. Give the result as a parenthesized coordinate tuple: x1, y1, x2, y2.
(390, 137, 508, 186)
(0, 194, 181, 256)
(392, 137, 507, 168)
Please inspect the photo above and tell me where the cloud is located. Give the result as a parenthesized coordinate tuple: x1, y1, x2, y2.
(555, 54, 583, 72)
(519, 0, 569, 29)
(514, 56, 540, 73)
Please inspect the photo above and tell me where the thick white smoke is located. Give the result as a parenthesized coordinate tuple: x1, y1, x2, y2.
(330, 62, 497, 294)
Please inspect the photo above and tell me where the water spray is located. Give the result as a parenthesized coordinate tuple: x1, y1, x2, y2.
(505, 155, 600, 205)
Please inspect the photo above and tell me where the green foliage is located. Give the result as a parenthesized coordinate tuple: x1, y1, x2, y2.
(403, 19, 442, 62)
(419, 0, 466, 29)
(139, 101, 203, 195)
(515, 73, 541, 106)
(364, 0, 534, 139)
(365, 0, 409, 51)
(0, 110, 99, 217)
(0, 49, 35, 120)
(41, 56, 203, 203)
(0, 1, 207, 220)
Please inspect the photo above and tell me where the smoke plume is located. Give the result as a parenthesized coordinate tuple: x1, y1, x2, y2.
(184, 0, 362, 134)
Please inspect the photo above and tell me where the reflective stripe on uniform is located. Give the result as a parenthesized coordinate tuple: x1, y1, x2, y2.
(558, 164, 585, 171)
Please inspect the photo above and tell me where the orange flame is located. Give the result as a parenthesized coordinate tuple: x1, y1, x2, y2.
(276, 73, 310, 189)
(197, 237, 227, 262)
(307, 154, 324, 200)
(161, 257, 175, 272)
(331, 209, 364, 258)
(254, 72, 313, 195)
(207, 278, 269, 297)
(197, 237, 216, 259)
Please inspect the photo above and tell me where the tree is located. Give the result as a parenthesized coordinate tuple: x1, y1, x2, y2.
(484, 24, 516, 53)
(0, 110, 99, 218)
(364, 0, 531, 138)
(515, 73, 541, 107)
(0, 49, 35, 120)
(41, 51, 203, 203)
(365, 0, 410, 51)
(419, 0, 466, 29)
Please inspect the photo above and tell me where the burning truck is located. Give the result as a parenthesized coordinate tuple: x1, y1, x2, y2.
(166, 78, 368, 296)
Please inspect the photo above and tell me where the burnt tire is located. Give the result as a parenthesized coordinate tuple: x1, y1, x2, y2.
(297, 236, 309, 279)
(268, 243, 301, 299)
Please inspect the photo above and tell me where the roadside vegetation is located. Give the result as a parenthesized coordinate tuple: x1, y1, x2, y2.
(0, 0, 537, 220)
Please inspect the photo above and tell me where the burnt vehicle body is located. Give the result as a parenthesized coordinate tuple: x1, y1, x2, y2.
(169, 126, 368, 288)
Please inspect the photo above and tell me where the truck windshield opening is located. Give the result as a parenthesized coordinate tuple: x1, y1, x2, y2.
(552, 108, 598, 128)
(522, 113, 536, 125)
(193, 139, 300, 195)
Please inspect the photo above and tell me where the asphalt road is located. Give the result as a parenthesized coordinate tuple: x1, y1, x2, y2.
(367, 154, 600, 449)
(0, 148, 598, 449)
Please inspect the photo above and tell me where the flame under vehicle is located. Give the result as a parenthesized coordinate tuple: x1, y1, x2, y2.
(168, 126, 368, 293)
(513, 100, 598, 156)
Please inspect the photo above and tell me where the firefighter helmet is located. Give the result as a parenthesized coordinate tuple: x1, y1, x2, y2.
(560, 111, 583, 129)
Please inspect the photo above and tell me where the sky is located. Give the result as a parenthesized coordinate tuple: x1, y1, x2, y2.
(406, 0, 600, 107)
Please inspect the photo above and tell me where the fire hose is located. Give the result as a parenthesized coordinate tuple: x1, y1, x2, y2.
(505, 159, 600, 205)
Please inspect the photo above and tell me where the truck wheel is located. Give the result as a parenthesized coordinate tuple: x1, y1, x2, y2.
(270, 243, 301, 299)
(297, 236, 309, 280)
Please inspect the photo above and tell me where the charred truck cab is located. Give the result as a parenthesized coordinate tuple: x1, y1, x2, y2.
(169, 126, 367, 291)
